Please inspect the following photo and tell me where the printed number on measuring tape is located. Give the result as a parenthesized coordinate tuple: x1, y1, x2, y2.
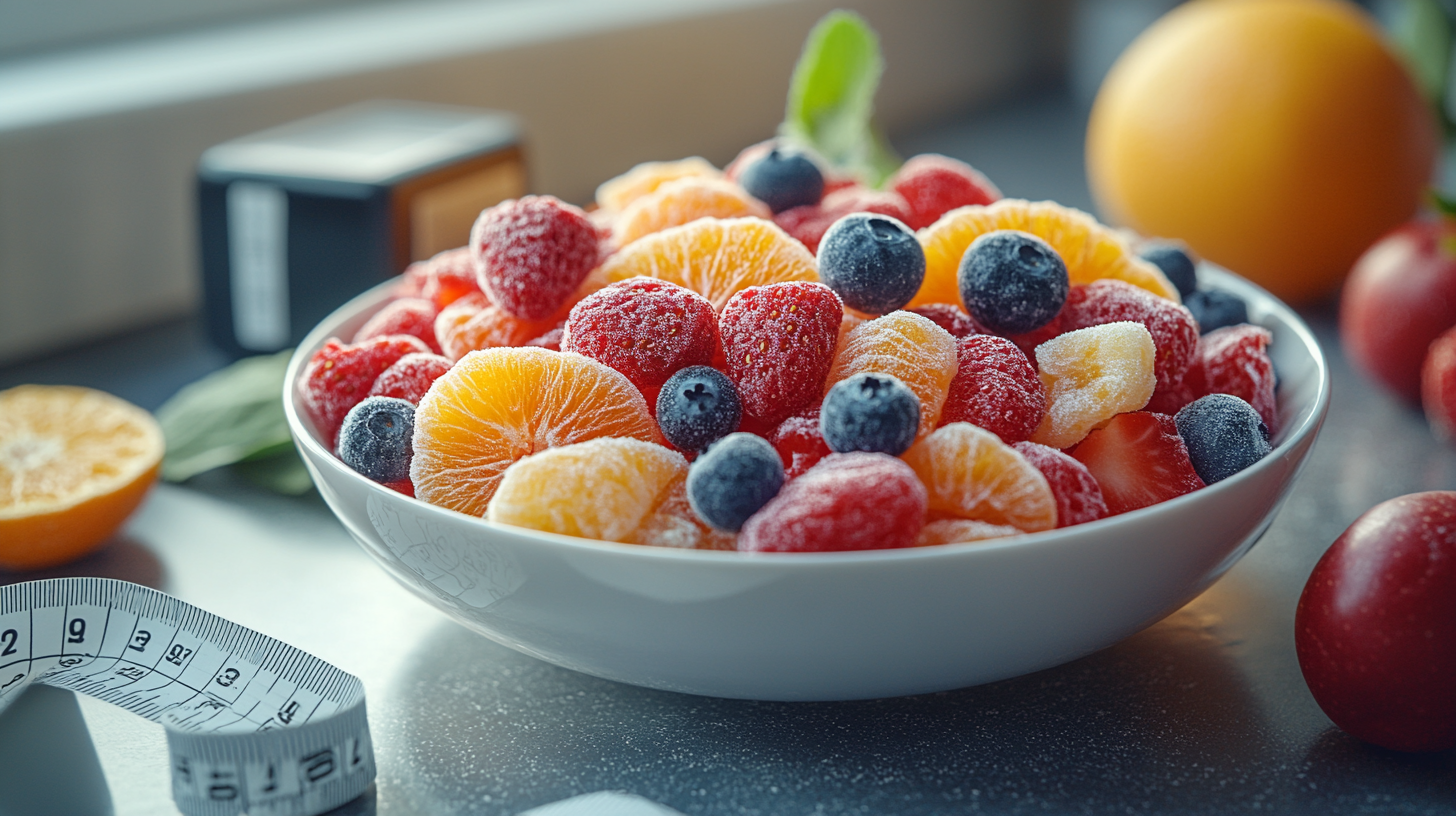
(0, 577, 373, 816)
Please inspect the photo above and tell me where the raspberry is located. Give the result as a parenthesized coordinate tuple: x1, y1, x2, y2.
(1199, 324, 1278, 434)
(302, 335, 430, 443)
(767, 415, 831, 479)
(336, 397, 414, 483)
(820, 372, 921, 456)
(939, 335, 1046, 444)
(686, 433, 785, 532)
(1174, 394, 1271, 484)
(1012, 441, 1108, 527)
(368, 353, 453, 405)
(719, 281, 843, 426)
(417, 247, 482, 309)
(472, 196, 600, 320)
(774, 187, 914, 254)
(525, 327, 563, 351)
(562, 278, 719, 404)
(889, 154, 1001, 230)
(1061, 279, 1199, 392)
(738, 452, 927, 553)
(816, 213, 925, 315)
(352, 297, 442, 354)
(908, 304, 981, 338)
(960, 230, 1069, 335)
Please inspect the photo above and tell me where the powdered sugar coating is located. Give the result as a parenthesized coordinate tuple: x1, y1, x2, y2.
(889, 153, 1001, 230)
(767, 414, 832, 479)
(368, 353, 453, 405)
(1174, 393, 1271, 484)
(720, 281, 844, 426)
(353, 297, 442, 354)
(1061, 279, 1199, 392)
(1031, 321, 1157, 450)
(613, 177, 770, 246)
(301, 334, 431, 443)
(902, 423, 1058, 532)
(563, 278, 719, 402)
(939, 335, 1046, 444)
(1199, 324, 1279, 434)
(774, 187, 914, 254)
(825, 310, 958, 438)
(738, 452, 927, 553)
(1011, 441, 1108, 527)
(472, 196, 601, 320)
(908, 303, 981, 338)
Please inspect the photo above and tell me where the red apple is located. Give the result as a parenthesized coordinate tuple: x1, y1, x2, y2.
(1340, 217, 1456, 403)
(1295, 492, 1456, 752)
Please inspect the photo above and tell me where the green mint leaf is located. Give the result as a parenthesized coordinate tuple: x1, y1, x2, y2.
(1388, 0, 1451, 106)
(1432, 188, 1456, 218)
(781, 10, 900, 185)
(156, 350, 295, 482)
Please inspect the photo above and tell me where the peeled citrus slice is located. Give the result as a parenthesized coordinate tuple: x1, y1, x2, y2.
(411, 348, 662, 516)
(595, 156, 722, 213)
(600, 217, 818, 311)
(913, 199, 1179, 308)
(902, 422, 1057, 533)
(613, 177, 771, 246)
(0, 385, 164, 570)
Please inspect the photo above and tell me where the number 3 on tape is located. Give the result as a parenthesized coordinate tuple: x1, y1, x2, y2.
(0, 577, 374, 816)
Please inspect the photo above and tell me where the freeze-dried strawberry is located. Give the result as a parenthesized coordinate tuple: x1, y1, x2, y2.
(368, 353, 453, 405)
(472, 196, 600, 320)
(353, 298, 442, 354)
(416, 247, 482, 309)
(562, 277, 719, 404)
(939, 335, 1046, 444)
(1061, 279, 1198, 391)
(738, 452, 927, 552)
(1199, 324, 1278, 434)
(719, 281, 843, 426)
(302, 335, 430, 442)
(767, 414, 832, 479)
(773, 187, 914, 254)
(908, 303, 981, 338)
(889, 154, 1001, 230)
(1012, 441, 1108, 527)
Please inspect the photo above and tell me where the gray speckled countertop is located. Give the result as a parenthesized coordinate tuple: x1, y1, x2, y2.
(1, 92, 1453, 816)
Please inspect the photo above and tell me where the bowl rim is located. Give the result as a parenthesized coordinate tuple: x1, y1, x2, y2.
(283, 263, 1330, 568)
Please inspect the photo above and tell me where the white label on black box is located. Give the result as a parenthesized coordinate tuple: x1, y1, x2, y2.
(228, 181, 290, 352)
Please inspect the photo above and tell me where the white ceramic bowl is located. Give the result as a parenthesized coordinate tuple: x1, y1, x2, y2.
(285, 265, 1329, 701)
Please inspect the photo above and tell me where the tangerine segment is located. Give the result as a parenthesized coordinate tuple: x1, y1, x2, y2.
(629, 476, 738, 550)
(1031, 321, 1157, 449)
(596, 157, 722, 213)
(912, 199, 1179, 309)
(600, 217, 818, 312)
(0, 385, 164, 570)
(488, 438, 685, 542)
(614, 177, 771, 246)
(902, 422, 1057, 532)
(916, 518, 1023, 547)
(825, 311, 957, 438)
(435, 269, 608, 360)
(411, 348, 662, 516)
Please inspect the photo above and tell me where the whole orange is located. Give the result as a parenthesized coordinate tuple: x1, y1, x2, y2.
(1086, 0, 1438, 304)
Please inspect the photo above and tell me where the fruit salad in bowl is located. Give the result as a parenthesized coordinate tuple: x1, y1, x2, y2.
(283, 132, 1328, 699)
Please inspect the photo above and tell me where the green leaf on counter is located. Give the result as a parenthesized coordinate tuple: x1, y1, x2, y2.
(156, 350, 296, 483)
(1387, 0, 1451, 108)
(781, 10, 901, 185)
(234, 446, 316, 496)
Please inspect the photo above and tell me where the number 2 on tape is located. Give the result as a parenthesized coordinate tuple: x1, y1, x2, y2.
(0, 577, 373, 816)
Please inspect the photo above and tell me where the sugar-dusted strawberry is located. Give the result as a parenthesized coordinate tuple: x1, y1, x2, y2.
(1199, 324, 1278, 434)
(1061, 279, 1199, 391)
(889, 154, 1001, 230)
(1146, 354, 1204, 415)
(472, 196, 600, 320)
(720, 281, 843, 426)
(1070, 412, 1205, 516)
(302, 335, 431, 442)
(767, 415, 831, 479)
(563, 278, 719, 405)
(939, 335, 1046, 444)
(1012, 441, 1108, 527)
(416, 246, 482, 309)
(353, 297, 442, 354)
(773, 187, 914, 254)
(908, 303, 981, 338)
(738, 452, 927, 552)
(368, 352, 453, 405)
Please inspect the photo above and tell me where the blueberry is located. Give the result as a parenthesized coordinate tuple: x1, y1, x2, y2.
(1174, 393, 1272, 484)
(958, 230, 1069, 335)
(738, 148, 825, 214)
(686, 433, 785, 532)
(817, 214, 926, 315)
(336, 396, 415, 483)
(1139, 243, 1198, 298)
(820, 372, 921, 456)
(656, 366, 742, 453)
(1185, 289, 1250, 334)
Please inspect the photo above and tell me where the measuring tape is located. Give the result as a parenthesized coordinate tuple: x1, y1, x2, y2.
(0, 577, 373, 816)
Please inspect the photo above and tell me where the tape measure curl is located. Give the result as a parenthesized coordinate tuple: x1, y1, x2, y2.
(0, 577, 373, 816)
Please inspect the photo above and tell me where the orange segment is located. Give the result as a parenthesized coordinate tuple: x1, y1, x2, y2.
(901, 422, 1057, 533)
(629, 476, 738, 550)
(411, 348, 663, 516)
(825, 311, 958, 438)
(435, 269, 608, 359)
(0, 385, 163, 570)
(488, 438, 686, 542)
(916, 518, 1023, 547)
(600, 217, 818, 311)
(595, 157, 722, 213)
(1030, 321, 1157, 449)
(613, 177, 771, 246)
(913, 199, 1179, 308)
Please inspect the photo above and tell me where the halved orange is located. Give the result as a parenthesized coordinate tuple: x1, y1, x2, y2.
(600, 217, 818, 311)
(411, 348, 662, 516)
(0, 385, 164, 570)
(912, 199, 1179, 308)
